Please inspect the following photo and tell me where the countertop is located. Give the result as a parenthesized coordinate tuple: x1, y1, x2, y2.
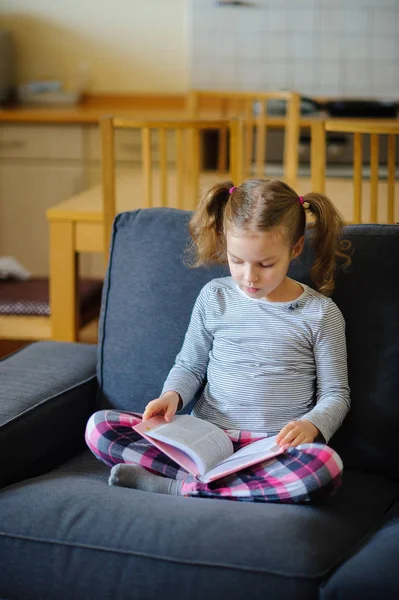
(0, 94, 187, 124)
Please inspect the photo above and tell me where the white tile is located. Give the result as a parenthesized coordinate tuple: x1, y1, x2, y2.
(289, 8, 316, 33)
(318, 0, 343, 6)
(320, 9, 343, 34)
(193, 6, 216, 31)
(214, 26, 236, 59)
(260, 62, 273, 88)
(235, 31, 262, 61)
(318, 83, 343, 96)
(212, 5, 239, 31)
(268, 8, 288, 32)
(292, 62, 318, 88)
(268, 0, 289, 7)
(341, 82, 374, 97)
(266, 35, 288, 61)
(265, 61, 290, 89)
(371, 9, 398, 37)
(320, 35, 342, 61)
(372, 63, 398, 88)
(372, 0, 399, 7)
(191, 62, 215, 89)
(344, 37, 372, 61)
(235, 60, 263, 90)
(343, 60, 370, 89)
(290, 34, 315, 60)
(236, 6, 269, 34)
(320, 62, 342, 88)
(372, 37, 397, 62)
(343, 9, 369, 36)
(285, 0, 316, 7)
(284, 62, 295, 89)
(193, 33, 215, 59)
(212, 61, 237, 90)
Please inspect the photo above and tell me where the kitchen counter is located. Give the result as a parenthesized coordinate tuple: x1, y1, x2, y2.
(0, 94, 187, 124)
(0, 93, 326, 127)
(1, 93, 397, 125)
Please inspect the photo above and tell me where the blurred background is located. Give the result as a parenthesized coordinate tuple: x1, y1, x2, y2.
(1, 0, 397, 98)
(0, 0, 398, 353)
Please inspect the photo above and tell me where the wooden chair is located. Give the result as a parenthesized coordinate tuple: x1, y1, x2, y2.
(311, 119, 399, 224)
(187, 90, 301, 186)
(100, 117, 244, 253)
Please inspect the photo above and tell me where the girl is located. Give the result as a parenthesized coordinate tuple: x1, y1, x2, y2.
(86, 178, 351, 503)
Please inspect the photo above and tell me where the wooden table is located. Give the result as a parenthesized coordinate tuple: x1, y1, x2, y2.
(46, 165, 399, 342)
(46, 169, 230, 341)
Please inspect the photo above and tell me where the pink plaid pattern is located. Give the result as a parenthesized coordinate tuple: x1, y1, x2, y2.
(85, 410, 343, 503)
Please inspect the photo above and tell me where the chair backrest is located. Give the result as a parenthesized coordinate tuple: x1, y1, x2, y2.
(187, 90, 301, 186)
(100, 117, 244, 253)
(97, 207, 399, 480)
(311, 119, 398, 224)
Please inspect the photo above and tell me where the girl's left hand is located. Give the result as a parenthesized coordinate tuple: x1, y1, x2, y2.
(276, 420, 320, 449)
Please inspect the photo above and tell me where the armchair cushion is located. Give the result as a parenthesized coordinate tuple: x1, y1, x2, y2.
(0, 449, 398, 600)
(0, 341, 97, 488)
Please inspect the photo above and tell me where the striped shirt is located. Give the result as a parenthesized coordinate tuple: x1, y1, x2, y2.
(161, 276, 350, 442)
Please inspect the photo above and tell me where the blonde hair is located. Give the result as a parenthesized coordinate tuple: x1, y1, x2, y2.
(188, 178, 351, 296)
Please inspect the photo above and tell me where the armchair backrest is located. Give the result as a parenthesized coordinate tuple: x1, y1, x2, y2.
(98, 208, 399, 480)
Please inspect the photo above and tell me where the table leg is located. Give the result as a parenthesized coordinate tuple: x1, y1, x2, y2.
(49, 220, 79, 342)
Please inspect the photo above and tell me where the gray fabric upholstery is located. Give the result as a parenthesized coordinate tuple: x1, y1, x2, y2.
(0, 450, 398, 600)
(1, 210, 399, 600)
(0, 342, 97, 488)
(97, 209, 227, 411)
(320, 501, 399, 600)
(98, 209, 399, 478)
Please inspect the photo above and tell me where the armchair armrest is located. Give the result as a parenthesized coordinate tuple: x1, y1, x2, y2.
(0, 341, 98, 489)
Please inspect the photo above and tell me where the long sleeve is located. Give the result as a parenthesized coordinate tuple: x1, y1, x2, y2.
(161, 283, 213, 408)
(299, 301, 351, 442)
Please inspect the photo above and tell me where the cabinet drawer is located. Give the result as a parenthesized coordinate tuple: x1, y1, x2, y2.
(85, 126, 176, 163)
(0, 124, 84, 160)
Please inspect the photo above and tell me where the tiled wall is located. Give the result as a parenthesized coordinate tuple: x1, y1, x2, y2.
(190, 0, 399, 98)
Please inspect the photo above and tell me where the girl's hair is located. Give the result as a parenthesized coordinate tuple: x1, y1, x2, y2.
(188, 178, 351, 296)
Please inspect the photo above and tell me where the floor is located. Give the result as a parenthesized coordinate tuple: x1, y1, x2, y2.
(0, 339, 30, 359)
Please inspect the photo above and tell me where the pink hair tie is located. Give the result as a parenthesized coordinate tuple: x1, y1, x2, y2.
(298, 195, 304, 205)
(229, 186, 237, 195)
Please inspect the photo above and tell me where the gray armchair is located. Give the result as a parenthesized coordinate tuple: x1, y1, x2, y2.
(1, 209, 398, 600)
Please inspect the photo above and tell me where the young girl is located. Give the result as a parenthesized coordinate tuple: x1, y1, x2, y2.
(86, 178, 351, 503)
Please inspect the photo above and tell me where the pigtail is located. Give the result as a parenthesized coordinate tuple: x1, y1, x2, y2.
(187, 181, 232, 267)
(303, 193, 351, 296)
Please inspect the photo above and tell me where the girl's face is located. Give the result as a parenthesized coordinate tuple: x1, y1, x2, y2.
(226, 226, 303, 301)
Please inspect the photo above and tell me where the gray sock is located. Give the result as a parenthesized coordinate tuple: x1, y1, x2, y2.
(109, 463, 183, 495)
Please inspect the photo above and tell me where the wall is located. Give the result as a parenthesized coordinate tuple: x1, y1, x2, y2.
(0, 0, 188, 92)
(191, 0, 399, 99)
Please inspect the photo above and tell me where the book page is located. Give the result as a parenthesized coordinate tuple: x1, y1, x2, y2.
(139, 415, 234, 475)
(198, 435, 284, 483)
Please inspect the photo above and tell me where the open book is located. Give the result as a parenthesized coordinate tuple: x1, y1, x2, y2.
(133, 414, 284, 483)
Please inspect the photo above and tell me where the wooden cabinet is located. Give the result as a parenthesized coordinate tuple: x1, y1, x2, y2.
(0, 122, 179, 279)
(0, 124, 102, 278)
(0, 125, 86, 276)
(0, 162, 85, 276)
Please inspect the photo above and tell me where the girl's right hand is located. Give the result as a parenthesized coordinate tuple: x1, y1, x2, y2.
(142, 391, 181, 422)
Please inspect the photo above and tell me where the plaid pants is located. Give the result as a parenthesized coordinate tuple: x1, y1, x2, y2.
(85, 409, 343, 503)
